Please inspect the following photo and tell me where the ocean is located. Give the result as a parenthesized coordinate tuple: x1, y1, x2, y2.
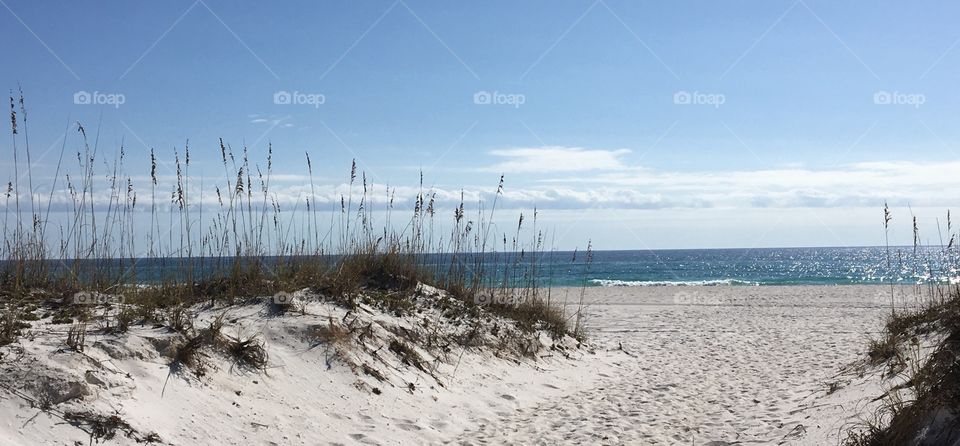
(536, 246, 959, 287)
(31, 246, 958, 288)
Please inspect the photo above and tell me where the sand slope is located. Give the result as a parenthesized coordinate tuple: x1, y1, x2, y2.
(461, 285, 904, 445)
(1, 285, 912, 445)
(0, 286, 595, 445)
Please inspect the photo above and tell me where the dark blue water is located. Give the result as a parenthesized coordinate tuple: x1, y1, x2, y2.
(22, 246, 959, 287)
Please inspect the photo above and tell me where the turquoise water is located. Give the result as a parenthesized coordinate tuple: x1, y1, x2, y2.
(29, 246, 959, 287)
(537, 246, 959, 287)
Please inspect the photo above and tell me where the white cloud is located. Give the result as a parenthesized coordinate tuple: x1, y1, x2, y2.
(248, 114, 291, 126)
(20, 159, 960, 214)
(484, 146, 630, 173)
(470, 145, 960, 209)
(546, 160, 960, 209)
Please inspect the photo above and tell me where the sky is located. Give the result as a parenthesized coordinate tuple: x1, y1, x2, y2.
(2, 0, 960, 251)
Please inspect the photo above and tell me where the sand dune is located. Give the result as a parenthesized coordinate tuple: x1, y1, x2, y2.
(0, 285, 911, 445)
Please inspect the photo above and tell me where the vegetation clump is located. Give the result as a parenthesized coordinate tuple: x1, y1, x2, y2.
(0, 94, 589, 349)
(851, 290, 960, 445)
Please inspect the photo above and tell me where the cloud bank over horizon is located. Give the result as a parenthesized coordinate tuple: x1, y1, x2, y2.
(12, 147, 960, 214)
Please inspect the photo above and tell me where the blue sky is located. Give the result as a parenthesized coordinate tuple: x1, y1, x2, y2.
(2, 0, 960, 250)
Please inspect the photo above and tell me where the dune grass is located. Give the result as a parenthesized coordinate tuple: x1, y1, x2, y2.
(847, 209, 960, 445)
(0, 93, 589, 352)
(848, 288, 960, 445)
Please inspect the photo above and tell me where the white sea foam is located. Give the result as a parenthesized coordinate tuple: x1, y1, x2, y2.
(590, 278, 757, 287)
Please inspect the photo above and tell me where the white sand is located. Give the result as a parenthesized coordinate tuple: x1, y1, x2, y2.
(460, 285, 914, 445)
(0, 285, 917, 445)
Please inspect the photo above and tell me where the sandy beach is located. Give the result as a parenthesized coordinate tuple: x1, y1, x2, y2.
(459, 285, 914, 445)
(452, 285, 904, 445)
(7, 2, 960, 444)
(1, 284, 916, 445)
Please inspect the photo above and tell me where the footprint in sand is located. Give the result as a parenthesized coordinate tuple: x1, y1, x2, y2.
(397, 422, 422, 431)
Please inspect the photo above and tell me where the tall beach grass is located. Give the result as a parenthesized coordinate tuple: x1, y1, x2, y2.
(0, 93, 588, 346)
